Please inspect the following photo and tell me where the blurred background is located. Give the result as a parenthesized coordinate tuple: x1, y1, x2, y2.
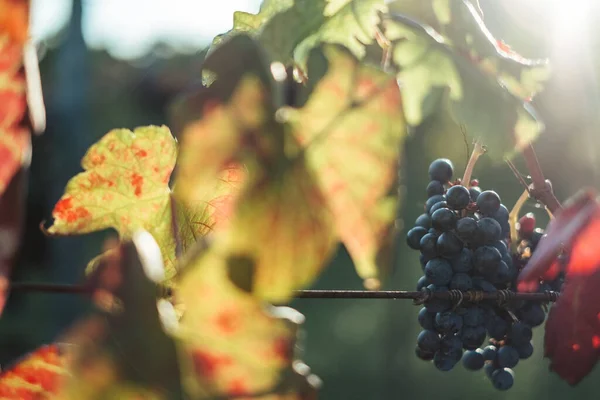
(2, 0, 600, 399)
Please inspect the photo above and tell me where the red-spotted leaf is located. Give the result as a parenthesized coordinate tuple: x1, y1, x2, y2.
(518, 189, 600, 384)
(47, 125, 242, 282)
(287, 44, 404, 285)
(0, 344, 69, 399)
(176, 250, 307, 398)
(0, 0, 30, 196)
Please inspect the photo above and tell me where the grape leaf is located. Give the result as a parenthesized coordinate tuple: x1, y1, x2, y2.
(173, 36, 404, 300)
(383, 1, 547, 158)
(46, 125, 242, 282)
(176, 250, 306, 398)
(518, 190, 600, 384)
(57, 233, 182, 399)
(0, 0, 30, 196)
(0, 344, 69, 399)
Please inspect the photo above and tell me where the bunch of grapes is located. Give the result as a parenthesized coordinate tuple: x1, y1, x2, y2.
(407, 158, 561, 391)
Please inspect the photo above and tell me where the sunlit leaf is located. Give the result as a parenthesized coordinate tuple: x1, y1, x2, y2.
(518, 190, 600, 384)
(46, 125, 242, 282)
(0, 344, 68, 399)
(176, 250, 306, 398)
(0, 0, 30, 196)
(287, 45, 405, 283)
(58, 233, 181, 398)
(174, 36, 404, 300)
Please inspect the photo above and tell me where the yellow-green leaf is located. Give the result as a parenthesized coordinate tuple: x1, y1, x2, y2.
(177, 250, 305, 398)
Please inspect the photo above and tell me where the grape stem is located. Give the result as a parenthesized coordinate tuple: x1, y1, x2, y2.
(461, 139, 486, 187)
(522, 143, 562, 213)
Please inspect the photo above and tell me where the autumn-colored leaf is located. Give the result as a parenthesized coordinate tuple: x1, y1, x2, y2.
(47, 125, 242, 282)
(174, 36, 404, 300)
(518, 190, 600, 384)
(286, 44, 404, 283)
(176, 250, 306, 398)
(0, 0, 30, 196)
(0, 344, 69, 400)
(58, 233, 181, 399)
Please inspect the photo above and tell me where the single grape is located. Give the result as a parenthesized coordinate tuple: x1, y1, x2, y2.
(473, 246, 502, 276)
(425, 194, 446, 214)
(486, 316, 509, 340)
(440, 334, 464, 360)
(472, 277, 497, 293)
(425, 258, 453, 286)
(516, 342, 534, 359)
(491, 261, 511, 284)
(461, 325, 487, 350)
(455, 216, 478, 244)
(508, 322, 533, 345)
(477, 190, 501, 215)
(446, 185, 471, 210)
(484, 363, 497, 379)
(433, 352, 458, 371)
(415, 213, 432, 229)
(418, 307, 436, 330)
(435, 312, 463, 334)
(518, 303, 546, 327)
(497, 345, 519, 368)
(482, 345, 497, 361)
(492, 240, 508, 255)
(420, 233, 439, 257)
(451, 248, 473, 273)
(429, 159, 454, 183)
(429, 201, 449, 216)
(462, 349, 485, 371)
(491, 368, 514, 391)
(406, 227, 428, 250)
(425, 285, 452, 313)
(415, 346, 435, 361)
(426, 180, 445, 197)
(477, 217, 502, 244)
(417, 275, 429, 291)
(463, 307, 485, 327)
(417, 329, 441, 352)
(450, 273, 472, 291)
(493, 204, 510, 238)
(432, 208, 457, 232)
(437, 232, 463, 258)
(469, 186, 482, 202)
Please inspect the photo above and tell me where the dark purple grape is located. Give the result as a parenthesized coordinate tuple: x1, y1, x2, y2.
(440, 334, 464, 360)
(473, 246, 502, 276)
(461, 325, 487, 350)
(463, 307, 485, 327)
(469, 186, 482, 202)
(415, 213, 432, 229)
(482, 345, 497, 361)
(484, 363, 496, 379)
(518, 303, 546, 327)
(462, 349, 485, 370)
(492, 368, 514, 391)
(437, 232, 463, 258)
(425, 194, 446, 214)
(433, 352, 458, 371)
(406, 227, 428, 250)
(492, 240, 508, 255)
(491, 261, 511, 284)
(451, 248, 473, 273)
(429, 201, 449, 215)
(432, 208, 457, 231)
(477, 217, 502, 244)
(435, 311, 463, 334)
(497, 346, 519, 368)
(415, 346, 435, 361)
(426, 180, 445, 197)
(450, 273, 472, 291)
(424, 284, 451, 313)
(418, 307, 436, 330)
(420, 233, 439, 257)
(417, 329, 441, 352)
(456, 216, 478, 244)
(516, 342, 534, 359)
(507, 322, 532, 345)
(477, 190, 501, 215)
(472, 277, 497, 293)
(428, 158, 454, 183)
(486, 316, 509, 340)
(425, 258, 453, 286)
(417, 275, 430, 291)
(446, 185, 471, 210)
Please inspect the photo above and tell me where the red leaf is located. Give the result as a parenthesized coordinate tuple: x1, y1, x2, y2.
(518, 189, 600, 384)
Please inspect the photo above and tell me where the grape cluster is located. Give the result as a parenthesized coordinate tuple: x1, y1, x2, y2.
(407, 158, 560, 391)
